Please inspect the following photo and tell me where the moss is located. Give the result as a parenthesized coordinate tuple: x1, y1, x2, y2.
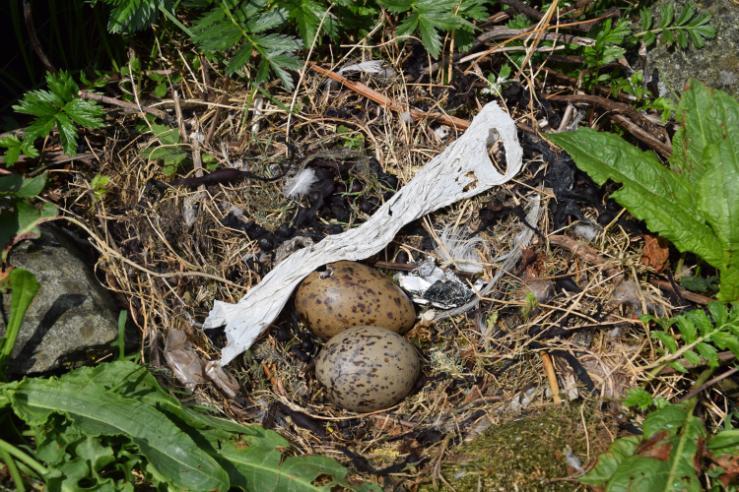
(422, 403, 616, 491)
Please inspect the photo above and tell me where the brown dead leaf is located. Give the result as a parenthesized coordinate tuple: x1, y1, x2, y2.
(709, 453, 739, 487)
(636, 431, 672, 461)
(641, 235, 670, 272)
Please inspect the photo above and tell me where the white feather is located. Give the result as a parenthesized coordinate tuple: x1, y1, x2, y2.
(436, 226, 485, 274)
(283, 168, 318, 199)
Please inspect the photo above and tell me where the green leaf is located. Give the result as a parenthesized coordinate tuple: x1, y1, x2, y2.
(0, 136, 39, 166)
(624, 388, 653, 410)
(98, 0, 164, 33)
(579, 436, 640, 485)
(708, 429, 739, 455)
(222, 441, 352, 491)
(0, 201, 58, 258)
(7, 369, 230, 491)
(0, 268, 40, 377)
(652, 330, 679, 354)
(12, 71, 105, 156)
(549, 81, 739, 300)
(0, 172, 47, 198)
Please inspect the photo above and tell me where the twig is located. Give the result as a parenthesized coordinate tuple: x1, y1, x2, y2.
(679, 366, 739, 402)
(173, 90, 188, 143)
(0, 151, 94, 167)
(541, 352, 562, 404)
(499, 0, 544, 20)
(548, 234, 621, 278)
(545, 93, 672, 157)
(309, 63, 471, 130)
(78, 91, 171, 121)
(650, 278, 714, 305)
(610, 114, 672, 159)
(23, 0, 54, 72)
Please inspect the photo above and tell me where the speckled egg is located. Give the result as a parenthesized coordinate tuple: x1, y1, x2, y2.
(315, 325, 421, 412)
(294, 261, 416, 339)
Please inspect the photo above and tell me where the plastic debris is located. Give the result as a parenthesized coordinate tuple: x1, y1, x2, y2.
(395, 258, 477, 309)
(204, 101, 524, 366)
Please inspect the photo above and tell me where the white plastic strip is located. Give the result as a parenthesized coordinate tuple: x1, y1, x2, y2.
(204, 102, 524, 365)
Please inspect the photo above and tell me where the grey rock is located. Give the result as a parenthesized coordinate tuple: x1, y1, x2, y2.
(1, 226, 119, 374)
(646, 0, 738, 99)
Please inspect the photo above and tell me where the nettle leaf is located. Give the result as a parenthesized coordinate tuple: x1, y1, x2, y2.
(380, 0, 484, 58)
(96, 0, 165, 33)
(549, 81, 739, 300)
(191, 0, 302, 88)
(12, 71, 105, 156)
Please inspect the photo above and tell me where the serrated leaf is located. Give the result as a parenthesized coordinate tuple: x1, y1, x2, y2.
(675, 317, 697, 344)
(624, 387, 654, 410)
(710, 332, 739, 356)
(695, 342, 719, 367)
(550, 82, 739, 300)
(0, 135, 39, 166)
(682, 349, 700, 365)
(101, 0, 164, 33)
(579, 436, 640, 485)
(12, 71, 105, 156)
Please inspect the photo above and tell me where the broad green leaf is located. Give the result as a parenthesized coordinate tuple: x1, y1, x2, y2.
(579, 436, 640, 485)
(671, 80, 738, 177)
(222, 441, 352, 492)
(0, 268, 40, 376)
(7, 375, 230, 491)
(0, 172, 46, 198)
(606, 455, 671, 491)
(708, 429, 739, 455)
(548, 129, 723, 268)
(549, 82, 739, 300)
(0, 201, 57, 259)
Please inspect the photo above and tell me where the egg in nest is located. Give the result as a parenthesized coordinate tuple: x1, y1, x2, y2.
(315, 325, 421, 412)
(294, 261, 416, 339)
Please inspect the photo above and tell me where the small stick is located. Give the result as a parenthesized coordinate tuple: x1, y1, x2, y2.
(545, 93, 672, 157)
(173, 90, 188, 143)
(23, 0, 54, 72)
(541, 352, 562, 404)
(309, 62, 470, 130)
(679, 366, 739, 402)
(79, 91, 171, 121)
(650, 278, 713, 305)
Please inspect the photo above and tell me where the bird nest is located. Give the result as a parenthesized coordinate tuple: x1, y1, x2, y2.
(55, 41, 726, 490)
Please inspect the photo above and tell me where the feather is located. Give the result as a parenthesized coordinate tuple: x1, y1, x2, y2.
(283, 168, 318, 199)
(436, 226, 485, 274)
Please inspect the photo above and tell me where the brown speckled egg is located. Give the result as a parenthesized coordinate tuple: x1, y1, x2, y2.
(294, 261, 416, 339)
(315, 325, 420, 412)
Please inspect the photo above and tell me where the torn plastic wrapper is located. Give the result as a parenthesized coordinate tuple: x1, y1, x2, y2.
(395, 257, 479, 309)
(204, 102, 524, 366)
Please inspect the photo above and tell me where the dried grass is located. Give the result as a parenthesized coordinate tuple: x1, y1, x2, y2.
(53, 33, 733, 490)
